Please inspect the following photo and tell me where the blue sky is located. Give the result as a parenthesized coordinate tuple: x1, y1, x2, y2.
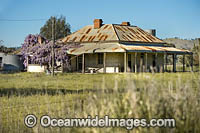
(0, 0, 199, 47)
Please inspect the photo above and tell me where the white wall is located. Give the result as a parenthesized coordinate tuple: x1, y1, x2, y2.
(85, 53, 123, 73)
(27, 64, 45, 72)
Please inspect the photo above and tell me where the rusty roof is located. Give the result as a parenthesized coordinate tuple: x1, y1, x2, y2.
(67, 43, 191, 55)
(62, 24, 118, 43)
(122, 45, 191, 54)
(63, 21, 191, 55)
(114, 25, 163, 43)
(62, 24, 164, 44)
(67, 43, 124, 55)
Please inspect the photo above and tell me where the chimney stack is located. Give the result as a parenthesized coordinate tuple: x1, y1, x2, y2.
(121, 22, 130, 26)
(93, 19, 103, 29)
(38, 36, 44, 44)
(144, 29, 156, 36)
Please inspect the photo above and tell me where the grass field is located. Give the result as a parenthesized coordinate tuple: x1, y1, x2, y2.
(0, 72, 200, 133)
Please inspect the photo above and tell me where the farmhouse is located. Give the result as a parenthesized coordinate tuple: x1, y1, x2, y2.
(62, 19, 192, 73)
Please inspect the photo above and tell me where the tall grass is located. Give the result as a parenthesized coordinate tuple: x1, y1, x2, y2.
(0, 72, 200, 132)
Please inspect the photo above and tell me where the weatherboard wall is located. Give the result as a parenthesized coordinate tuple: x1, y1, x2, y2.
(68, 52, 164, 73)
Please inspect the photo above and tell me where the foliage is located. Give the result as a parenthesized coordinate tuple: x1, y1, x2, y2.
(191, 41, 200, 66)
(0, 40, 18, 54)
(40, 16, 71, 40)
(20, 34, 80, 68)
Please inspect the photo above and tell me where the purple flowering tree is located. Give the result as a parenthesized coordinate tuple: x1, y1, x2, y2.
(20, 34, 80, 70)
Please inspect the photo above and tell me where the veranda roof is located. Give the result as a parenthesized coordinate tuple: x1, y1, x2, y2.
(67, 43, 191, 55)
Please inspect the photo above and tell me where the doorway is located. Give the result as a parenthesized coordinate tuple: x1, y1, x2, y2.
(0, 57, 2, 69)
(128, 54, 131, 72)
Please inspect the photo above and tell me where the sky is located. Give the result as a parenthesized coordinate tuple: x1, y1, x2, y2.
(0, 0, 199, 47)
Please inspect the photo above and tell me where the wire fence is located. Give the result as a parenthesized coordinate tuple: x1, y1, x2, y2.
(0, 98, 86, 133)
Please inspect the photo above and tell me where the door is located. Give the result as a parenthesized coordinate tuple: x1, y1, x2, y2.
(140, 53, 144, 72)
(0, 57, 2, 69)
(78, 56, 82, 71)
(128, 54, 131, 72)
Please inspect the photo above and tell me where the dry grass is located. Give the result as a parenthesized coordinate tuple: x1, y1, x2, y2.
(0, 72, 200, 132)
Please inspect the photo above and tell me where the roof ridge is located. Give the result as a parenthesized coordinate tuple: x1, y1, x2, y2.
(112, 24, 137, 27)
(62, 23, 164, 44)
(111, 24, 120, 42)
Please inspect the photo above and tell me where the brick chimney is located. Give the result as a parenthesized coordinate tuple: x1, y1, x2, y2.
(93, 19, 103, 29)
(121, 22, 130, 26)
(38, 36, 44, 44)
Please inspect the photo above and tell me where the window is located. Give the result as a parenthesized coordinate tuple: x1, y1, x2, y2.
(68, 56, 71, 65)
(78, 56, 82, 70)
(141, 53, 144, 59)
(128, 54, 131, 69)
(0, 57, 2, 68)
(98, 53, 103, 64)
(128, 54, 131, 61)
(141, 53, 145, 64)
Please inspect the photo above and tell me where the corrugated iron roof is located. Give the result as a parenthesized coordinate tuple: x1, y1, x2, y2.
(62, 24, 164, 44)
(62, 22, 191, 55)
(67, 43, 125, 55)
(62, 24, 118, 43)
(67, 43, 191, 55)
(122, 45, 191, 54)
(114, 25, 163, 43)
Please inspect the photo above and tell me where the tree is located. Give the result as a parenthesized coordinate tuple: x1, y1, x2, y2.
(20, 34, 81, 69)
(0, 40, 17, 54)
(0, 40, 3, 45)
(191, 38, 200, 67)
(40, 16, 71, 40)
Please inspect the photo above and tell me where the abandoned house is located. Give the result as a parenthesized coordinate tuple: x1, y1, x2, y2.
(62, 19, 192, 73)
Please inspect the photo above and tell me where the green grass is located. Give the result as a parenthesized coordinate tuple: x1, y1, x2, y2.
(0, 72, 200, 132)
(0, 72, 198, 90)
